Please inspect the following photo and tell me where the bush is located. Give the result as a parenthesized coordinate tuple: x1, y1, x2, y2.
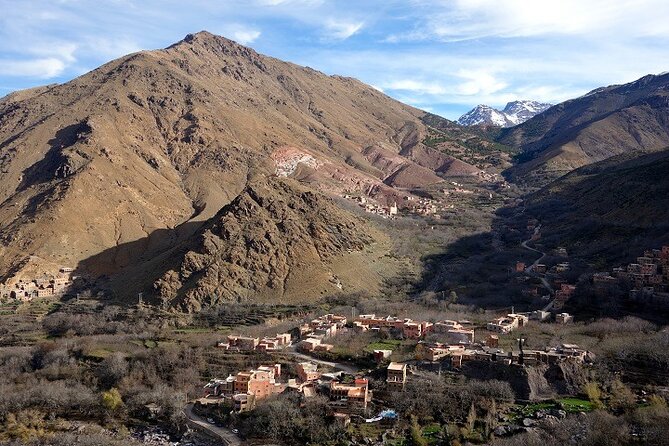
(101, 388, 123, 412)
(608, 380, 635, 413)
(583, 382, 603, 409)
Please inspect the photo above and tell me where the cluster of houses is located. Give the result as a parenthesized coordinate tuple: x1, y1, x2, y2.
(204, 361, 372, 415)
(486, 310, 573, 333)
(203, 309, 588, 420)
(296, 313, 347, 352)
(342, 192, 444, 219)
(411, 340, 588, 368)
(402, 196, 439, 216)
(0, 267, 73, 302)
(352, 314, 476, 342)
(342, 194, 399, 218)
(217, 332, 292, 352)
(296, 362, 372, 414)
(353, 312, 584, 372)
(594, 246, 669, 301)
(204, 364, 286, 412)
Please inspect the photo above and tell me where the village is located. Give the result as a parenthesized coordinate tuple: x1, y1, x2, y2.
(340, 177, 504, 220)
(592, 245, 669, 303)
(195, 307, 589, 429)
(0, 209, 660, 444)
(0, 267, 74, 301)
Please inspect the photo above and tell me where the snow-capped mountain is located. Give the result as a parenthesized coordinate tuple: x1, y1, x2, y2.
(457, 100, 552, 127)
(457, 105, 512, 127)
(502, 100, 553, 125)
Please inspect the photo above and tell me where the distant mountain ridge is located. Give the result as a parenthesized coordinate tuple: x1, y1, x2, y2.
(457, 100, 552, 127)
(499, 72, 669, 186)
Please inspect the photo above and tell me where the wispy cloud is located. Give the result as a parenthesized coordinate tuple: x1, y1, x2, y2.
(383, 79, 448, 96)
(390, 0, 669, 42)
(323, 19, 364, 40)
(258, 0, 324, 5)
(454, 69, 507, 96)
(217, 24, 262, 45)
(0, 58, 66, 78)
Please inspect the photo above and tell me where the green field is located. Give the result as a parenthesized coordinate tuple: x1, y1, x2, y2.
(365, 339, 403, 352)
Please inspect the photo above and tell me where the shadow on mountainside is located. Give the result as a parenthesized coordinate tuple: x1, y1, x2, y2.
(71, 220, 205, 308)
(414, 206, 541, 311)
(17, 121, 92, 194)
(414, 159, 669, 322)
(68, 150, 669, 322)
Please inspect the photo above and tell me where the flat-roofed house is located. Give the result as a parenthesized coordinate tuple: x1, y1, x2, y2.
(297, 362, 320, 382)
(329, 378, 370, 413)
(386, 362, 407, 391)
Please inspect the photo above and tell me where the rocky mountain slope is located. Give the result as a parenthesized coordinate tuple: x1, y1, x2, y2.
(151, 176, 381, 311)
(457, 101, 552, 127)
(499, 73, 669, 186)
(0, 31, 495, 308)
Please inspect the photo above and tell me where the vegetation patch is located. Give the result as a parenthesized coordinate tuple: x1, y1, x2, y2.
(559, 397, 595, 413)
(365, 339, 403, 352)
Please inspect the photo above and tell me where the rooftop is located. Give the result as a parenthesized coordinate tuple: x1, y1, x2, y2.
(387, 362, 406, 371)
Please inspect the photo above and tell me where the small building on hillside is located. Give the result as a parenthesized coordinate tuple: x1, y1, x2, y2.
(219, 335, 260, 351)
(297, 362, 320, 383)
(531, 310, 551, 321)
(329, 379, 371, 413)
(556, 313, 574, 324)
(386, 362, 407, 391)
(445, 328, 475, 345)
(373, 349, 392, 363)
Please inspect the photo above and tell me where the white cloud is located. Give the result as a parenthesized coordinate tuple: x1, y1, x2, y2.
(324, 19, 364, 40)
(231, 29, 261, 45)
(258, 0, 324, 5)
(216, 24, 262, 45)
(383, 79, 448, 95)
(0, 58, 66, 78)
(0, 0, 667, 120)
(454, 69, 507, 96)
(84, 37, 141, 59)
(393, 0, 669, 41)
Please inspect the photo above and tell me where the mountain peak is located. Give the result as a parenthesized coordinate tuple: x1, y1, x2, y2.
(458, 100, 552, 127)
(181, 30, 235, 46)
(183, 30, 216, 41)
(169, 30, 255, 55)
(457, 104, 512, 127)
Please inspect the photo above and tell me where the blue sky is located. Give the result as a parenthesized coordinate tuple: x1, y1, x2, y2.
(1, 0, 669, 120)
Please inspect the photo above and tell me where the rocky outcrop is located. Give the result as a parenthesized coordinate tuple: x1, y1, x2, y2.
(154, 177, 375, 311)
(462, 361, 587, 401)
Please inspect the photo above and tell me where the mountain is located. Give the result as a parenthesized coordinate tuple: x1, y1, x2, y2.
(502, 100, 553, 125)
(523, 148, 669, 263)
(499, 73, 669, 186)
(457, 101, 552, 127)
(458, 105, 513, 127)
(0, 31, 495, 308)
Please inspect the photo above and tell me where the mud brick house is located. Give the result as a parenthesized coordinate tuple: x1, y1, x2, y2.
(386, 362, 407, 391)
(329, 378, 371, 413)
